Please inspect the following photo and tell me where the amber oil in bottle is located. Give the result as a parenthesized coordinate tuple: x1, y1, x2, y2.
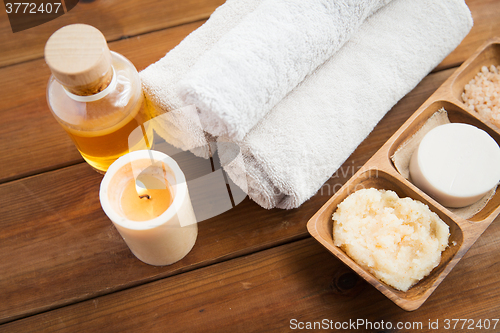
(45, 24, 153, 173)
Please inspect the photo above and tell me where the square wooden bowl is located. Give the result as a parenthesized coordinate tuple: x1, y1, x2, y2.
(307, 38, 500, 311)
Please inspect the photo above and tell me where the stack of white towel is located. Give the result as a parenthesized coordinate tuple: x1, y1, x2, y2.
(140, 0, 473, 209)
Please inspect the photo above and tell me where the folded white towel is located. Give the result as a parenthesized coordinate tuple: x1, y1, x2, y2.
(141, 0, 472, 210)
(140, 0, 263, 157)
(179, 0, 392, 141)
(219, 0, 473, 209)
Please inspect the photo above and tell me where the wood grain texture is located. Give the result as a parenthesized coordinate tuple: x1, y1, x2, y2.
(0, 57, 451, 185)
(1, 0, 500, 330)
(437, 0, 500, 70)
(1, 0, 499, 183)
(0, 67, 455, 325)
(0, 0, 224, 67)
(2, 228, 499, 333)
(0, 162, 312, 324)
(0, 0, 496, 69)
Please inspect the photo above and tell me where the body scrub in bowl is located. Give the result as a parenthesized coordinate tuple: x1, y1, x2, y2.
(332, 188, 450, 292)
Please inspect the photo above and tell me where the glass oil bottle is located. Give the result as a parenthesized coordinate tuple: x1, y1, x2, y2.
(45, 24, 153, 173)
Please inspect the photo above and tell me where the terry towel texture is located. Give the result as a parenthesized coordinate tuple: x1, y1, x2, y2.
(141, 0, 473, 209)
(140, 0, 263, 157)
(179, 0, 392, 141)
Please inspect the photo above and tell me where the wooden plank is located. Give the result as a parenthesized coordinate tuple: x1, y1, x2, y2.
(0, 68, 456, 324)
(1, 0, 499, 182)
(0, 55, 452, 184)
(2, 222, 499, 332)
(0, 1, 498, 331)
(0, 0, 224, 67)
(437, 0, 500, 70)
(0, 0, 496, 70)
(0, 21, 204, 183)
(0, 163, 308, 324)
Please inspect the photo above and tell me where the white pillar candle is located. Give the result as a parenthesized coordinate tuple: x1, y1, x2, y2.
(100, 150, 197, 266)
(409, 123, 500, 208)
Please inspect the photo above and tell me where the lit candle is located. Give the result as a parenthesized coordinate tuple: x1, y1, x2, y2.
(100, 150, 197, 265)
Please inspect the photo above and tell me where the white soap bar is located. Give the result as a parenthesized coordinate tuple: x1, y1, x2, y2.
(409, 123, 500, 208)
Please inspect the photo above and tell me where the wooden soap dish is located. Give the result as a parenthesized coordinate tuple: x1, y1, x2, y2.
(307, 38, 500, 311)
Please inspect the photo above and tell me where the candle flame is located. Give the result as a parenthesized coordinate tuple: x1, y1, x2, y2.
(135, 179, 150, 199)
(135, 169, 168, 200)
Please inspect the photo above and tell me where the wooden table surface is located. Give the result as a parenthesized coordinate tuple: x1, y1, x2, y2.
(1, 0, 500, 332)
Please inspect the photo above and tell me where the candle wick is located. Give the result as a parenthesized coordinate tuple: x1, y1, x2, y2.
(139, 194, 151, 200)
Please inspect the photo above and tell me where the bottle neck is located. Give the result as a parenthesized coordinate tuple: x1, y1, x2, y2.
(62, 66, 117, 102)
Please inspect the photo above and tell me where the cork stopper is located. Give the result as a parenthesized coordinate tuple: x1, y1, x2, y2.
(45, 24, 113, 96)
